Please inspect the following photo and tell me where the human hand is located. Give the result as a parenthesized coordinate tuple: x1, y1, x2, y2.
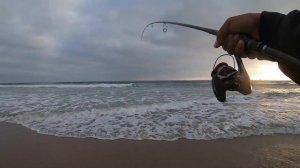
(214, 13, 261, 58)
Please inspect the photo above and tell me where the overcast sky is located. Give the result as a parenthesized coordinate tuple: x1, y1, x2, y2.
(0, 0, 299, 83)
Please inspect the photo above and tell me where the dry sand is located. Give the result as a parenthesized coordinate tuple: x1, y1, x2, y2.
(0, 122, 299, 168)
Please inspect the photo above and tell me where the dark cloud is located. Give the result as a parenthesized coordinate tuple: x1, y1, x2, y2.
(0, 0, 297, 83)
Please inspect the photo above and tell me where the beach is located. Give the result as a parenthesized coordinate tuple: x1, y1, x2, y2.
(1, 122, 300, 168)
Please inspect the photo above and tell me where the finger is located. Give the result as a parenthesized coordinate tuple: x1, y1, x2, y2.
(226, 34, 240, 55)
(248, 52, 257, 59)
(257, 54, 271, 60)
(235, 40, 245, 56)
(215, 18, 232, 48)
(243, 51, 257, 59)
(222, 34, 232, 52)
(222, 34, 234, 54)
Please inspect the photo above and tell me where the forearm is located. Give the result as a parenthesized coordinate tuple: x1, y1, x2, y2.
(278, 64, 300, 85)
(260, 10, 300, 84)
(260, 10, 300, 58)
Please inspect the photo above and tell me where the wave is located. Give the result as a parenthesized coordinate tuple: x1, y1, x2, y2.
(1, 80, 299, 141)
(0, 83, 134, 88)
(3, 95, 300, 141)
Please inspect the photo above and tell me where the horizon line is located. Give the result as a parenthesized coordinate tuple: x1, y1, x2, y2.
(0, 79, 292, 85)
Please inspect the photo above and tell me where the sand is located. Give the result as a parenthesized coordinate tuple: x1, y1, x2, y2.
(0, 122, 299, 168)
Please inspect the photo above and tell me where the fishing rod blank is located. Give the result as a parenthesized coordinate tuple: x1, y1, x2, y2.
(142, 21, 300, 68)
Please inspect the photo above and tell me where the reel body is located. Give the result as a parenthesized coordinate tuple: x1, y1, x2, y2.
(211, 54, 252, 102)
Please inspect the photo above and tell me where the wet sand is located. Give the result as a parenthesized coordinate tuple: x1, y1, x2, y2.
(0, 122, 299, 168)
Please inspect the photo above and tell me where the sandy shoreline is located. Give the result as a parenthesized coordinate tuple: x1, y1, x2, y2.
(0, 122, 299, 168)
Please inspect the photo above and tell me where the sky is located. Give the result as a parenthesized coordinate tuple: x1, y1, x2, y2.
(0, 0, 299, 83)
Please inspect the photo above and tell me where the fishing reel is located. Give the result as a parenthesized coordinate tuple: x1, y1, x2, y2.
(211, 54, 252, 102)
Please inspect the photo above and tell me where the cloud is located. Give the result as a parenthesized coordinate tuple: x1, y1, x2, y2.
(0, 0, 298, 82)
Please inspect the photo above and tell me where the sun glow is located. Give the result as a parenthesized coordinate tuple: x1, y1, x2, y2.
(250, 62, 290, 80)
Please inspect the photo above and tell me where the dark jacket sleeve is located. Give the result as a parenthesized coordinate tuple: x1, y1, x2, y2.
(260, 10, 300, 84)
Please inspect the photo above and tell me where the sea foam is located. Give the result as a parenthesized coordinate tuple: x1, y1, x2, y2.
(1, 81, 299, 140)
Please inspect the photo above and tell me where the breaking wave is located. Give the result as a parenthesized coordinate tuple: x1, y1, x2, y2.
(1, 81, 299, 141)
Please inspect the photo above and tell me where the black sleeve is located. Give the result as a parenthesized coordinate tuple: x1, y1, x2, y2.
(260, 10, 300, 58)
(260, 10, 300, 84)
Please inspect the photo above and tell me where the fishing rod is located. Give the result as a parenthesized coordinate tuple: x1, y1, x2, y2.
(142, 21, 300, 68)
(142, 21, 300, 102)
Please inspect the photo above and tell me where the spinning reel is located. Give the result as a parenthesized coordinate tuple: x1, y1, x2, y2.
(211, 54, 252, 102)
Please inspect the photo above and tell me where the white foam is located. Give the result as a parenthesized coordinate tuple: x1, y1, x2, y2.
(4, 95, 300, 140)
(1, 82, 300, 141)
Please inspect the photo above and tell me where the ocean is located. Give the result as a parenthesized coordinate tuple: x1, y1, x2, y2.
(0, 81, 299, 140)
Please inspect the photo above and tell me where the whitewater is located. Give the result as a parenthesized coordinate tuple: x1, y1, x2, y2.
(0, 81, 299, 140)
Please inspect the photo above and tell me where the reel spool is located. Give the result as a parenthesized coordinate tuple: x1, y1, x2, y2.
(211, 54, 252, 102)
